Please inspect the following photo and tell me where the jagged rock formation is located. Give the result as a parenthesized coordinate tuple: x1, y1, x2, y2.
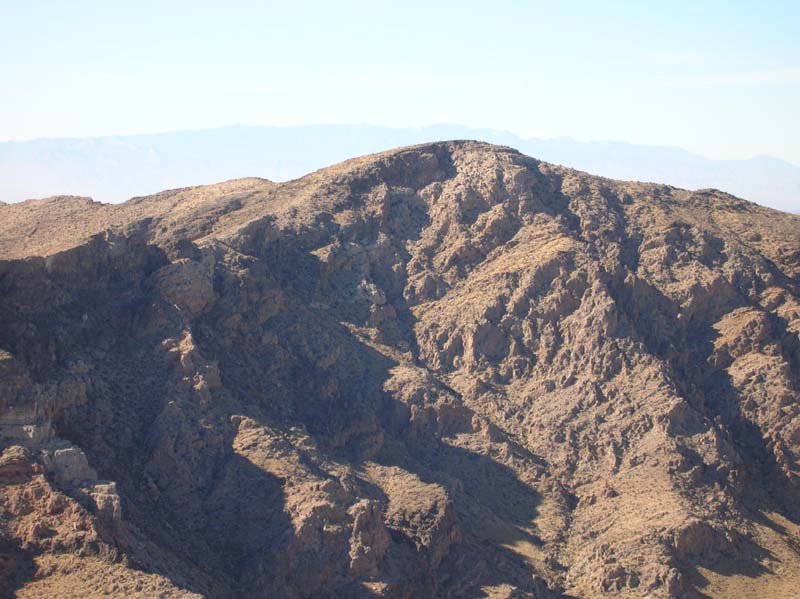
(0, 141, 798, 599)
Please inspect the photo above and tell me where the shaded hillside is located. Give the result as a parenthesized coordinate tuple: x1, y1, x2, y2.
(0, 141, 799, 598)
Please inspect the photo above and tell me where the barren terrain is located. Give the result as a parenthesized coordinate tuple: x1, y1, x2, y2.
(1, 141, 798, 598)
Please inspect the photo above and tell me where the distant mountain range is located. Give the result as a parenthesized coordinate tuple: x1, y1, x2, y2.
(1, 124, 797, 213)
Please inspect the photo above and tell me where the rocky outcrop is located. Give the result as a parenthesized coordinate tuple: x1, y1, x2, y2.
(347, 499, 390, 577)
(0, 141, 798, 598)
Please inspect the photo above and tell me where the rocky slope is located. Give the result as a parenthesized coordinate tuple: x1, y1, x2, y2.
(0, 141, 798, 599)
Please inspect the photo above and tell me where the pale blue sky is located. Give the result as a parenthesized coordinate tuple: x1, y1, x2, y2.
(2, 0, 799, 163)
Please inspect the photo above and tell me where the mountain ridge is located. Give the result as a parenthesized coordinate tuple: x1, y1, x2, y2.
(3, 140, 797, 262)
(1, 126, 797, 213)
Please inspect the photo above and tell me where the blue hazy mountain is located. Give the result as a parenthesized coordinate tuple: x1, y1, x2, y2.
(1, 124, 797, 213)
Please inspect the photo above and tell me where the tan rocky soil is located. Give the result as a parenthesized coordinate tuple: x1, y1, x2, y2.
(0, 141, 798, 598)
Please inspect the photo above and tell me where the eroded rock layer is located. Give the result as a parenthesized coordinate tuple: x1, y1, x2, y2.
(1, 141, 799, 598)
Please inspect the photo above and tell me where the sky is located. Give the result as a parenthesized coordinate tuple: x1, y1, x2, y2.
(1, 0, 799, 164)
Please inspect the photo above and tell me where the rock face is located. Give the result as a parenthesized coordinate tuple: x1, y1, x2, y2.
(0, 141, 798, 598)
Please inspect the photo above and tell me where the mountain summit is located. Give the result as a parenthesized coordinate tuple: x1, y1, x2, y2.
(1, 125, 798, 212)
(1, 142, 799, 598)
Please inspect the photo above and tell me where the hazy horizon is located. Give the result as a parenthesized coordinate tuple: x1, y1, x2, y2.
(1, 123, 798, 213)
(2, 1, 799, 164)
(3, 122, 800, 168)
